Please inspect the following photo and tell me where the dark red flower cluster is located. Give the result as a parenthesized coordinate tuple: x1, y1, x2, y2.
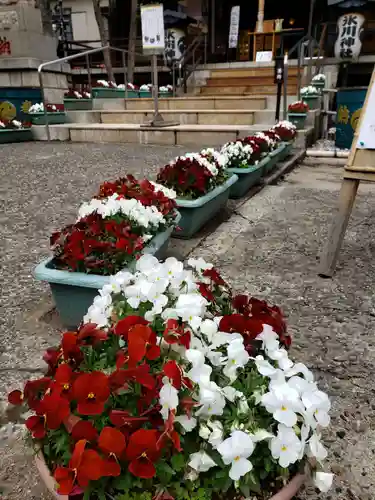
(243, 135, 270, 155)
(97, 175, 176, 217)
(272, 123, 297, 142)
(8, 318, 194, 496)
(288, 101, 309, 113)
(263, 130, 281, 143)
(95, 80, 117, 88)
(240, 137, 262, 163)
(156, 155, 226, 199)
(50, 212, 145, 275)
(220, 294, 291, 351)
(64, 89, 91, 99)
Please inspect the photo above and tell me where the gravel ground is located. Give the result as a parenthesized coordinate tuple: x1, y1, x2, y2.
(0, 144, 374, 499)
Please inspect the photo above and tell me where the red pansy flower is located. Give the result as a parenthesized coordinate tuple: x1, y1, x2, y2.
(114, 316, 149, 339)
(71, 420, 98, 442)
(163, 319, 191, 349)
(157, 410, 182, 452)
(126, 429, 161, 478)
(163, 360, 182, 389)
(198, 283, 215, 302)
(77, 323, 108, 345)
(128, 325, 161, 364)
(202, 268, 226, 286)
(98, 426, 127, 476)
(26, 392, 70, 438)
(73, 371, 110, 415)
(180, 396, 197, 417)
(109, 411, 149, 433)
(62, 332, 83, 365)
(43, 347, 61, 374)
(52, 364, 75, 400)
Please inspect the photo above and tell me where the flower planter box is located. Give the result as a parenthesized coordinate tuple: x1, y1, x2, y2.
(173, 174, 238, 239)
(287, 112, 307, 130)
(139, 90, 152, 98)
(35, 451, 306, 500)
(159, 92, 173, 98)
(63, 98, 93, 110)
(34, 220, 179, 329)
(29, 112, 66, 125)
(0, 128, 32, 143)
(312, 81, 325, 92)
(227, 156, 269, 199)
(92, 88, 139, 98)
(302, 95, 320, 109)
(264, 143, 287, 174)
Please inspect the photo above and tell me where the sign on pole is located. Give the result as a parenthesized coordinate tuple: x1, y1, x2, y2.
(334, 12, 364, 60)
(141, 4, 165, 53)
(228, 6, 240, 49)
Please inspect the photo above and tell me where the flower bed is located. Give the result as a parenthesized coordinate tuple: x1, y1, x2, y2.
(10, 257, 333, 500)
(159, 84, 173, 97)
(28, 103, 66, 125)
(34, 176, 179, 327)
(287, 101, 309, 130)
(64, 89, 93, 110)
(92, 80, 139, 98)
(140, 83, 153, 98)
(157, 152, 232, 238)
(0, 119, 32, 143)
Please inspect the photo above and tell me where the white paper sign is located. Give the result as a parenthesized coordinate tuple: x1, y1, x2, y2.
(357, 81, 375, 149)
(256, 51, 273, 62)
(334, 13, 364, 60)
(141, 4, 165, 52)
(228, 6, 240, 49)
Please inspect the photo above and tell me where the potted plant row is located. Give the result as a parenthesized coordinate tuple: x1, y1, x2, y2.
(34, 175, 180, 328)
(8, 256, 334, 500)
(64, 89, 93, 111)
(0, 118, 32, 143)
(287, 101, 309, 130)
(159, 85, 173, 97)
(300, 86, 320, 110)
(156, 151, 238, 238)
(92, 81, 140, 99)
(28, 103, 66, 125)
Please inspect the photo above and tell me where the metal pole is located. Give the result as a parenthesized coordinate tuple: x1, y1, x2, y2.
(122, 51, 128, 100)
(152, 54, 159, 118)
(85, 53, 92, 93)
(204, 33, 207, 65)
(38, 70, 50, 141)
(297, 43, 302, 100)
(306, 0, 316, 82)
(210, 0, 215, 54)
(283, 52, 289, 120)
(275, 82, 282, 122)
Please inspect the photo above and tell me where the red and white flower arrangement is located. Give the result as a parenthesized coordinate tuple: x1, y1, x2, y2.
(50, 176, 178, 275)
(96, 80, 118, 88)
(8, 256, 333, 499)
(271, 121, 297, 142)
(0, 119, 29, 129)
(159, 85, 173, 93)
(64, 89, 92, 99)
(156, 153, 228, 199)
(28, 103, 62, 113)
(140, 84, 153, 92)
(288, 101, 309, 114)
(220, 141, 256, 169)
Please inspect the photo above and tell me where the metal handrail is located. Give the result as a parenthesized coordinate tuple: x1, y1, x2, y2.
(171, 33, 207, 96)
(38, 44, 142, 141)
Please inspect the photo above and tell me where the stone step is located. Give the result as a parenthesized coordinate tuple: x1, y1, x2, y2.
(200, 84, 298, 95)
(33, 123, 268, 147)
(206, 76, 298, 87)
(210, 67, 300, 79)
(93, 95, 267, 111)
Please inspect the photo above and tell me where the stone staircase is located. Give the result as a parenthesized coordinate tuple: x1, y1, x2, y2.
(199, 68, 300, 96)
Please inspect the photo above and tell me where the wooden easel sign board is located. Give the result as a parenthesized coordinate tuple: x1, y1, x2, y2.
(318, 66, 375, 277)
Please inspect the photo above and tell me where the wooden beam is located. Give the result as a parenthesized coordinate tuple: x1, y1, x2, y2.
(256, 0, 264, 33)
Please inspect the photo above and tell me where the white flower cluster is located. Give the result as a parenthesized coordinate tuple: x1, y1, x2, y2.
(312, 73, 326, 82)
(150, 181, 177, 200)
(171, 152, 220, 177)
(0, 121, 4, 128)
(200, 148, 228, 169)
(28, 103, 57, 113)
(301, 85, 319, 96)
(0, 120, 22, 129)
(159, 85, 173, 92)
(220, 141, 254, 168)
(140, 84, 152, 91)
(97, 80, 117, 88)
(272, 120, 297, 132)
(69, 90, 91, 99)
(84, 255, 333, 493)
(77, 193, 166, 229)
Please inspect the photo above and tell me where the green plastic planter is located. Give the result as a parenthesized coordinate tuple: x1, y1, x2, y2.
(227, 156, 269, 199)
(34, 219, 179, 329)
(302, 95, 320, 109)
(159, 92, 173, 98)
(264, 143, 286, 173)
(92, 88, 139, 98)
(287, 112, 307, 130)
(64, 99, 93, 110)
(0, 128, 33, 143)
(139, 91, 152, 98)
(278, 141, 293, 161)
(173, 175, 238, 239)
(29, 112, 66, 125)
(311, 81, 325, 93)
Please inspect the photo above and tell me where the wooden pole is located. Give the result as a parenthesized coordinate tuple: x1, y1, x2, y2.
(257, 0, 264, 33)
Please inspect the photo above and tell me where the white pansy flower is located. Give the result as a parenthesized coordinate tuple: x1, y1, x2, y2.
(308, 432, 328, 462)
(187, 257, 213, 272)
(222, 386, 243, 402)
(256, 325, 280, 352)
(223, 338, 250, 381)
(302, 389, 331, 428)
(185, 349, 212, 384)
(217, 431, 255, 480)
(207, 420, 224, 447)
(159, 380, 179, 420)
(195, 381, 226, 417)
(284, 362, 314, 382)
(313, 472, 333, 492)
(270, 425, 302, 468)
(174, 294, 207, 322)
(175, 415, 197, 432)
(262, 384, 304, 427)
(188, 451, 216, 473)
(199, 424, 211, 440)
(255, 355, 279, 377)
(150, 181, 177, 199)
(252, 429, 274, 442)
(199, 319, 218, 341)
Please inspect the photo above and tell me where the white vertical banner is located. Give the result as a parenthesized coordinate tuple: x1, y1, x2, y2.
(228, 6, 240, 49)
(141, 4, 165, 52)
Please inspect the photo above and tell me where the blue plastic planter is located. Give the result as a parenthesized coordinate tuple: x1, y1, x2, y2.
(264, 143, 286, 173)
(139, 91, 152, 98)
(173, 175, 238, 239)
(34, 219, 179, 329)
(227, 156, 269, 199)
